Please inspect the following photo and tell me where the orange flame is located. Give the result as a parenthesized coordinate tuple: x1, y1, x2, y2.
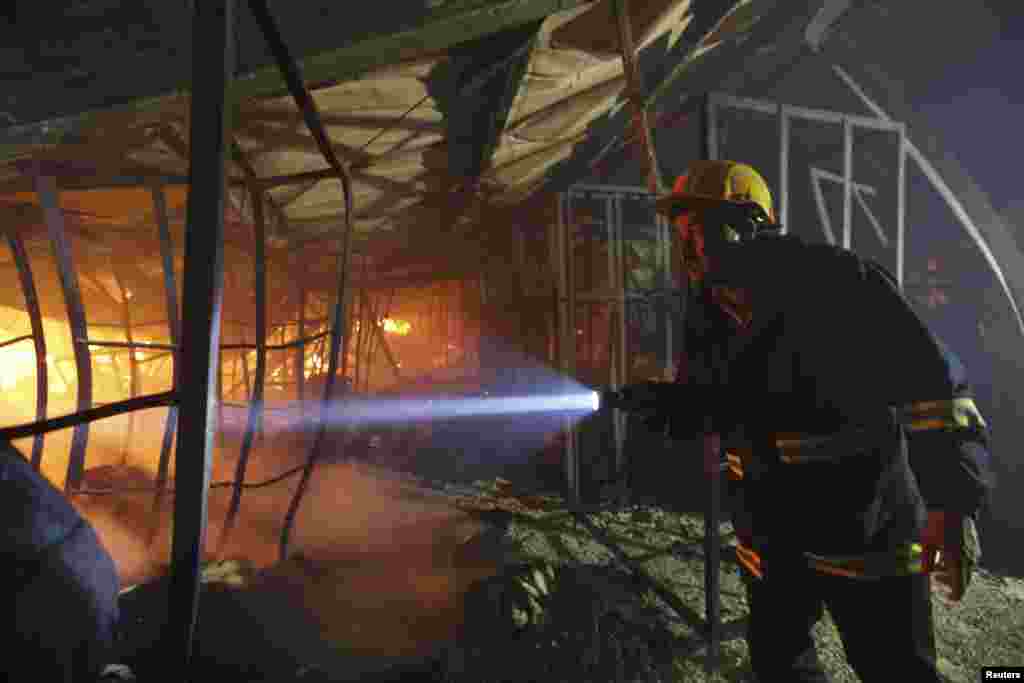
(0, 328, 35, 390)
(379, 318, 411, 336)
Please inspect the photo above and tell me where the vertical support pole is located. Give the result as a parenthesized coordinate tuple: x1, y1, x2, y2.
(370, 287, 395, 385)
(434, 285, 442, 369)
(611, 196, 627, 483)
(217, 184, 266, 558)
(296, 270, 307, 408)
(361, 287, 375, 391)
(459, 279, 468, 365)
(606, 195, 618, 488)
(114, 270, 139, 465)
(443, 281, 451, 367)
(657, 212, 673, 379)
(4, 227, 48, 468)
(778, 103, 790, 234)
(350, 281, 361, 389)
(150, 184, 180, 543)
(339, 285, 352, 383)
(241, 351, 251, 397)
(362, 292, 381, 392)
(896, 124, 907, 289)
(165, 1, 234, 677)
(703, 429, 721, 675)
(842, 116, 853, 249)
(354, 257, 370, 389)
(366, 291, 402, 384)
(557, 192, 579, 504)
(606, 196, 617, 388)
(617, 198, 627, 389)
(704, 93, 719, 161)
(35, 172, 92, 493)
(699, 91, 720, 677)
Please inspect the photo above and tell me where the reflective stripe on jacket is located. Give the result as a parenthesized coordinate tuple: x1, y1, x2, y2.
(728, 397, 979, 580)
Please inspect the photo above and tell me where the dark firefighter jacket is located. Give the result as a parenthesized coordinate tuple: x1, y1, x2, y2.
(674, 235, 995, 567)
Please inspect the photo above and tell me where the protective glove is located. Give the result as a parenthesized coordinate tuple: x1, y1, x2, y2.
(921, 510, 981, 602)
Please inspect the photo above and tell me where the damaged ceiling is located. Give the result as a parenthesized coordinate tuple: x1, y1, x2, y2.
(0, 0, 826, 272)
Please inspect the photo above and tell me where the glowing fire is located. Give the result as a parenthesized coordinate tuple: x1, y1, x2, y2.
(0, 329, 35, 390)
(304, 351, 325, 379)
(379, 318, 411, 336)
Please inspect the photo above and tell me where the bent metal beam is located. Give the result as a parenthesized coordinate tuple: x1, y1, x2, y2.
(243, 0, 356, 563)
(34, 171, 93, 493)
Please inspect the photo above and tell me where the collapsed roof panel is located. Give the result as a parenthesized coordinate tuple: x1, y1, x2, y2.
(0, 0, 825, 284)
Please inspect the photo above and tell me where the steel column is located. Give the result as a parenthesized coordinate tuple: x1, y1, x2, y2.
(704, 93, 719, 161)
(295, 273, 306, 408)
(703, 430, 721, 675)
(778, 103, 790, 234)
(364, 290, 403, 383)
(700, 92, 721, 676)
(659, 213, 673, 379)
(896, 124, 907, 289)
(557, 192, 579, 504)
(164, 1, 234, 676)
(3, 226, 48, 467)
(842, 116, 854, 249)
(606, 196, 617, 387)
(35, 172, 92, 493)
(218, 184, 267, 557)
(613, 196, 627, 481)
(113, 269, 139, 465)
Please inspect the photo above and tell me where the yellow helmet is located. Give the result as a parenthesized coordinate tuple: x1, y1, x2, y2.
(655, 160, 774, 222)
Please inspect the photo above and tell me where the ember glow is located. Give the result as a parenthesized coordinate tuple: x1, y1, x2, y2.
(379, 317, 411, 335)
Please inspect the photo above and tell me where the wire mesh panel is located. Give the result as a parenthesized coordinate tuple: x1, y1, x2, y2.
(850, 124, 904, 283)
(784, 115, 846, 249)
(618, 191, 675, 383)
(712, 98, 783, 211)
(564, 186, 617, 387)
(711, 94, 907, 280)
(0, 168, 364, 580)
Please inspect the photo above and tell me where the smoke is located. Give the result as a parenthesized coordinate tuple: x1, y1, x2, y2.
(68, 447, 510, 656)
(69, 434, 495, 580)
(72, 496, 157, 587)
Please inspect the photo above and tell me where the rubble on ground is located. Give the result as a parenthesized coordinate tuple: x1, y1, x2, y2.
(114, 477, 1024, 682)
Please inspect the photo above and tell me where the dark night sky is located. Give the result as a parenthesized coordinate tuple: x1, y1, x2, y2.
(851, 3, 1024, 413)
(912, 5, 1023, 217)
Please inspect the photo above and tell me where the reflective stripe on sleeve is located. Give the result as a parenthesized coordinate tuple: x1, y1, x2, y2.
(773, 397, 986, 464)
(896, 397, 987, 433)
(735, 542, 763, 579)
(804, 543, 927, 579)
(726, 451, 744, 480)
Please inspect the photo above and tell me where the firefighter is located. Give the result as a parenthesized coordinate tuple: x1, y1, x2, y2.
(652, 160, 994, 682)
